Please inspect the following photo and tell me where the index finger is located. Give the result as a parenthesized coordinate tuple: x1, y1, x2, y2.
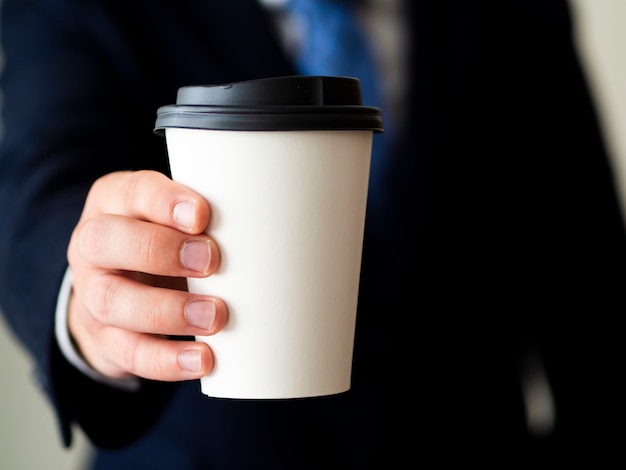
(83, 170, 210, 235)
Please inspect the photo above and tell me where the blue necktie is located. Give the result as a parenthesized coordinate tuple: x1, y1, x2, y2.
(285, 0, 392, 224)
(286, 0, 382, 112)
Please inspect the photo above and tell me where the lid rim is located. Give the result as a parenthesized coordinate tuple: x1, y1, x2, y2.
(154, 112, 384, 134)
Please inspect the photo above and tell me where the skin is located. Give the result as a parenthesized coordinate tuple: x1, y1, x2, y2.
(66, 170, 228, 382)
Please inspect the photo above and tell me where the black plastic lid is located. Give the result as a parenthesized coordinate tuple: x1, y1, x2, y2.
(154, 76, 384, 133)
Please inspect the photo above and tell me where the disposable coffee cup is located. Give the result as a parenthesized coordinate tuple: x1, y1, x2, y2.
(155, 75, 383, 399)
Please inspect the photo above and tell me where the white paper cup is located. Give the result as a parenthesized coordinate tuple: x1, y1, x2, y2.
(155, 76, 383, 399)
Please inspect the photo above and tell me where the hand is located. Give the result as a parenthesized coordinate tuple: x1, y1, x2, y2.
(66, 170, 228, 382)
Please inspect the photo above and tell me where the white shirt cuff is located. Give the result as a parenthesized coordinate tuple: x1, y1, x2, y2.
(55, 268, 140, 392)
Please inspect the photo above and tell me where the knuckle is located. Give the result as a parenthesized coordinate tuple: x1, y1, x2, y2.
(89, 174, 109, 197)
(75, 218, 108, 261)
(138, 229, 161, 267)
(125, 171, 143, 206)
(120, 339, 140, 375)
(121, 337, 171, 379)
(85, 276, 116, 323)
(146, 290, 173, 331)
(128, 170, 167, 214)
(151, 346, 169, 377)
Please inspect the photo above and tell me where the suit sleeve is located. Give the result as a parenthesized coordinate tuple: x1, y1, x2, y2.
(0, 0, 176, 448)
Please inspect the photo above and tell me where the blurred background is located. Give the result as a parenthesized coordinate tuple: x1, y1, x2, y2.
(1, 1, 625, 468)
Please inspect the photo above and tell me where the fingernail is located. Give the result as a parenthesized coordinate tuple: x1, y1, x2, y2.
(173, 201, 196, 231)
(181, 240, 211, 274)
(185, 300, 216, 331)
(179, 349, 202, 372)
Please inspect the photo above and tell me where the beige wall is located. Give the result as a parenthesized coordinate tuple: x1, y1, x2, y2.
(1, 1, 625, 469)
(0, 316, 93, 470)
(570, 0, 626, 215)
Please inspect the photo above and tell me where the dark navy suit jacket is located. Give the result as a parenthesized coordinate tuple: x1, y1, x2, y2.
(1, 0, 625, 467)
